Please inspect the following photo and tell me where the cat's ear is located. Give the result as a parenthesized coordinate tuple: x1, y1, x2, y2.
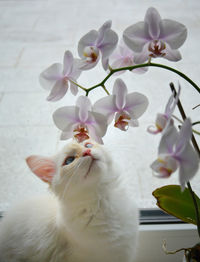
(26, 155, 56, 183)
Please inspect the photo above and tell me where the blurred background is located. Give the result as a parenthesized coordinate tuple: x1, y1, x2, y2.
(0, 0, 199, 211)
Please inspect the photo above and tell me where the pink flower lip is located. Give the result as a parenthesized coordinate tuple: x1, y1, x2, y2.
(148, 40, 166, 58)
(83, 46, 100, 63)
(74, 124, 90, 143)
(114, 112, 131, 131)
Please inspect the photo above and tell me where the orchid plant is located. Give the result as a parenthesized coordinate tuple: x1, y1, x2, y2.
(39, 7, 200, 261)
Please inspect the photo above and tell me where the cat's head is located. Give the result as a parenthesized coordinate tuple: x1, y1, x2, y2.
(26, 139, 115, 199)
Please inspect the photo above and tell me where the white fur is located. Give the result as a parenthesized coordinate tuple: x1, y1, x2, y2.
(0, 139, 138, 262)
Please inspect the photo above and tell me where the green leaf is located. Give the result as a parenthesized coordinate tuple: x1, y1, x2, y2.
(152, 185, 200, 225)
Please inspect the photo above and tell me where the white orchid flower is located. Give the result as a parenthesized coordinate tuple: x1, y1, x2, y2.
(39, 51, 81, 101)
(123, 7, 187, 63)
(78, 20, 118, 70)
(151, 118, 199, 190)
(53, 96, 107, 144)
(93, 78, 149, 131)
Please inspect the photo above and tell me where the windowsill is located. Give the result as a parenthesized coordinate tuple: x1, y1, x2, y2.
(137, 223, 198, 262)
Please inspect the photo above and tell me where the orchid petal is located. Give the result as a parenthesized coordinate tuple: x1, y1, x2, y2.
(78, 30, 98, 58)
(112, 78, 127, 109)
(69, 80, 78, 96)
(60, 128, 74, 140)
(46, 80, 68, 102)
(88, 111, 107, 137)
(147, 125, 161, 135)
(87, 124, 103, 144)
(125, 92, 149, 118)
(123, 21, 149, 53)
(110, 57, 147, 76)
(63, 50, 73, 76)
(98, 29, 118, 58)
(165, 93, 175, 117)
(76, 96, 91, 122)
(151, 155, 178, 178)
(110, 58, 129, 74)
(151, 159, 166, 176)
(165, 84, 180, 117)
(151, 159, 171, 178)
(160, 19, 187, 49)
(39, 63, 63, 91)
(133, 42, 150, 64)
(164, 42, 182, 61)
(131, 66, 149, 74)
(102, 57, 109, 71)
(109, 38, 133, 61)
(93, 95, 117, 124)
(53, 106, 78, 131)
(70, 58, 82, 79)
(96, 20, 112, 46)
(144, 7, 161, 39)
(155, 113, 168, 130)
(158, 124, 178, 155)
(114, 112, 131, 131)
(84, 111, 107, 144)
(147, 113, 168, 134)
(109, 40, 148, 74)
(175, 118, 192, 155)
(77, 56, 100, 70)
(178, 143, 199, 190)
(129, 119, 139, 127)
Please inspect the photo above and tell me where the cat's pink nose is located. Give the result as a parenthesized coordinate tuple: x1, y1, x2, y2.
(83, 149, 92, 157)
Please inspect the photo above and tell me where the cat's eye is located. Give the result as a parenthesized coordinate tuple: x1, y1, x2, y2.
(85, 143, 93, 148)
(63, 156, 75, 166)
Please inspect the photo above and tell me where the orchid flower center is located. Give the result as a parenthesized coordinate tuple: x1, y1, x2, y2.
(114, 112, 131, 131)
(158, 166, 173, 177)
(83, 46, 100, 63)
(155, 114, 168, 132)
(157, 155, 178, 177)
(148, 40, 166, 58)
(63, 76, 69, 86)
(73, 124, 90, 143)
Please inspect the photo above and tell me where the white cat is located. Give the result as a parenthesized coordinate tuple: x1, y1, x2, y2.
(0, 139, 138, 262)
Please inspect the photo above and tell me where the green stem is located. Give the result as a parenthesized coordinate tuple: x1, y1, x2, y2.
(148, 63, 200, 94)
(102, 84, 110, 95)
(193, 104, 200, 110)
(192, 121, 200, 126)
(87, 62, 200, 95)
(69, 79, 87, 92)
(187, 182, 200, 238)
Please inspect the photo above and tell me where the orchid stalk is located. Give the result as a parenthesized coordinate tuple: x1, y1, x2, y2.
(55, 61, 200, 97)
(170, 83, 200, 238)
(86, 62, 200, 95)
